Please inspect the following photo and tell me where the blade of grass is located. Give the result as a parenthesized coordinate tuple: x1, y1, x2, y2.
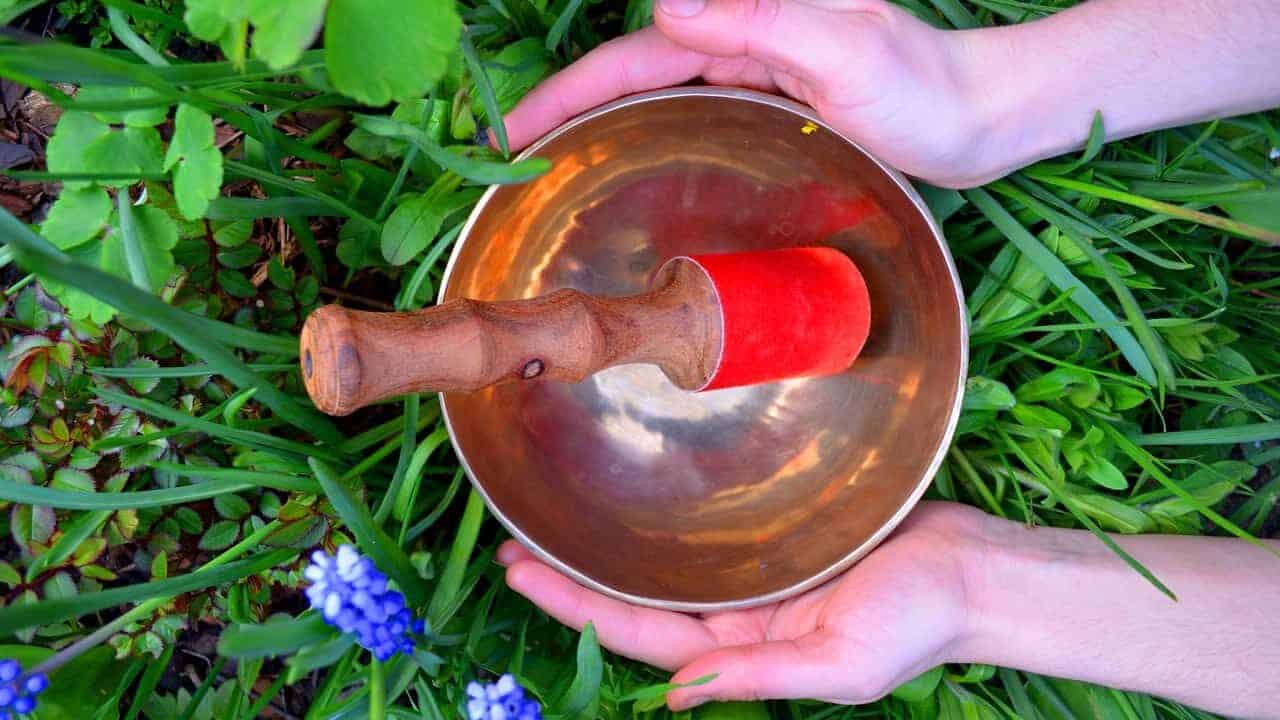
(965, 188, 1158, 385)
(405, 468, 464, 543)
(0, 477, 265, 510)
(149, 462, 320, 493)
(205, 197, 337, 220)
(1028, 173, 1280, 245)
(991, 180, 1176, 391)
(94, 387, 341, 460)
(310, 458, 428, 607)
(1135, 422, 1280, 446)
(90, 362, 295, 378)
(546, 0, 587, 50)
(1100, 421, 1279, 556)
(122, 643, 175, 720)
(353, 115, 550, 185)
(460, 29, 508, 156)
(114, 192, 151, 290)
(427, 488, 486, 628)
(374, 396, 420, 525)
(993, 426, 1176, 599)
(176, 658, 227, 720)
(106, 6, 170, 67)
(389, 427, 450, 523)
(224, 161, 378, 231)
(1008, 174, 1192, 270)
(0, 548, 294, 635)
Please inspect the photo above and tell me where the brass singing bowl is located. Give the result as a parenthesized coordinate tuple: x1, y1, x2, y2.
(439, 87, 967, 612)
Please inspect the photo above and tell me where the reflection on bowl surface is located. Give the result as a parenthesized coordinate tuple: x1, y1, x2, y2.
(441, 88, 966, 610)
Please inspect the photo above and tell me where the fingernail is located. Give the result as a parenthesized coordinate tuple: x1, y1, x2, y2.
(496, 545, 519, 566)
(676, 697, 708, 711)
(658, 0, 706, 18)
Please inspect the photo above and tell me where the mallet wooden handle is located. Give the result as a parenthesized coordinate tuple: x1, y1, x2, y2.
(300, 259, 722, 416)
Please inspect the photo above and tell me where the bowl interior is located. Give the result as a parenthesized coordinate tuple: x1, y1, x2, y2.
(440, 89, 965, 610)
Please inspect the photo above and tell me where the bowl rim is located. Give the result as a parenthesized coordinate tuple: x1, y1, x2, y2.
(436, 86, 969, 613)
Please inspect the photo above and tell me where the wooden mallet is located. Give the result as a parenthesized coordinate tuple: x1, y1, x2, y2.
(299, 246, 871, 416)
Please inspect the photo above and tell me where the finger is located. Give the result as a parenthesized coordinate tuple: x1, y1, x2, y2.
(505, 559, 718, 670)
(667, 633, 846, 709)
(496, 539, 535, 566)
(502, 27, 709, 151)
(653, 0, 869, 82)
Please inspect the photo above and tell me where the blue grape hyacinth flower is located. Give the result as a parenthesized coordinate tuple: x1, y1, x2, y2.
(0, 658, 48, 717)
(466, 674, 541, 720)
(304, 545, 424, 661)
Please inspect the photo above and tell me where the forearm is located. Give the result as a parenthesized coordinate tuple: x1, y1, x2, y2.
(955, 516, 1280, 718)
(957, 0, 1280, 178)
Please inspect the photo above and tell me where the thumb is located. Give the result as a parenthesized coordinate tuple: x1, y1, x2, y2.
(652, 0, 868, 82)
(666, 634, 848, 710)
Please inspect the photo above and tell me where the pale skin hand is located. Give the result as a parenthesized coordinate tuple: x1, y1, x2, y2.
(501, 502, 1280, 718)
(500, 0, 1280, 188)
(498, 502, 982, 709)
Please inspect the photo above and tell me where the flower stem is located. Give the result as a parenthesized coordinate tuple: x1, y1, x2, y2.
(369, 657, 386, 720)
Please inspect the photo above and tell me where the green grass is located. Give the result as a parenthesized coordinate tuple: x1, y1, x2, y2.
(0, 0, 1276, 718)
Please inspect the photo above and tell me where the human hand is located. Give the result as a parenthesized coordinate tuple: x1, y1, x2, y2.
(501, 0, 1009, 189)
(497, 502, 991, 709)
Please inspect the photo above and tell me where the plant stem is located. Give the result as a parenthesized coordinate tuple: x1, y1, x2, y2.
(177, 657, 228, 720)
(241, 669, 290, 720)
(369, 657, 386, 720)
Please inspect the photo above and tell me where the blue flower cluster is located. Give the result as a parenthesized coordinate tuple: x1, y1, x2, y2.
(466, 674, 541, 720)
(304, 545, 423, 661)
(0, 659, 48, 718)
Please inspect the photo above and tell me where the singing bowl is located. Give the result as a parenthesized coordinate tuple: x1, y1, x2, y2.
(439, 87, 967, 612)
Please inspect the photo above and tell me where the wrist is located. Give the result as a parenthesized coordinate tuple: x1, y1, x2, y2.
(950, 514, 1111, 666)
(949, 22, 1100, 185)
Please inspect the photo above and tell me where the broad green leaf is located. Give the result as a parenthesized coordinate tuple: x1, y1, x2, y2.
(42, 205, 177, 322)
(247, 0, 328, 70)
(83, 126, 165, 187)
(381, 193, 444, 265)
(893, 666, 945, 702)
(325, 0, 461, 106)
(1219, 189, 1280, 233)
(199, 519, 241, 550)
(1082, 458, 1127, 491)
(40, 186, 112, 250)
(618, 675, 717, 712)
(561, 622, 603, 719)
(218, 613, 333, 658)
(214, 493, 252, 520)
(337, 219, 379, 270)
(962, 377, 1016, 412)
(0, 646, 126, 719)
(183, 0, 243, 41)
(46, 112, 113, 190)
(164, 104, 224, 220)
